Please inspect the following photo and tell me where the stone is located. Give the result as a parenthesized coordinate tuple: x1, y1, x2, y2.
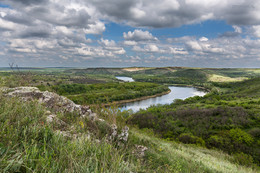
(46, 114, 56, 123)
(118, 126, 129, 142)
(4, 87, 95, 119)
(109, 124, 118, 140)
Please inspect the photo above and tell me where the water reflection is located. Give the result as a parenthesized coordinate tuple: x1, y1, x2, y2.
(115, 76, 206, 112)
(116, 76, 134, 82)
(120, 86, 206, 112)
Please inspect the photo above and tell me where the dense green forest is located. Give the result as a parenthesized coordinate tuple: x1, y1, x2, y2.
(38, 82, 169, 104)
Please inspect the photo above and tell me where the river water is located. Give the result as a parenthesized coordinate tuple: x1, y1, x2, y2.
(116, 76, 206, 112)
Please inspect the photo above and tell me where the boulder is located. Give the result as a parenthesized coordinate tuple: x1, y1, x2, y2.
(4, 87, 94, 118)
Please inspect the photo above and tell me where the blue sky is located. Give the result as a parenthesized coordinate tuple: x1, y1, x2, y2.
(0, 0, 260, 67)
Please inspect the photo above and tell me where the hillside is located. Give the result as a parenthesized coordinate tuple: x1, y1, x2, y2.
(129, 77, 260, 168)
(0, 89, 258, 172)
(0, 67, 260, 172)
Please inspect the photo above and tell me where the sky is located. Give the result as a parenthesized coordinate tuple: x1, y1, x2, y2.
(0, 0, 260, 68)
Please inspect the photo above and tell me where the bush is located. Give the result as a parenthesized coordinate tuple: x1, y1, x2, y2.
(248, 128, 260, 138)
(178, 133, 205, 147)
(233, 152, 255, 167)
(229, 128, 254, 146)
(207, 135, 225, 148)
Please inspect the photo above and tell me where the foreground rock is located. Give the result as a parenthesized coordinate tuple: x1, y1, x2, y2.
(2, 87, 129, 144)
(3, 87, 95, 118)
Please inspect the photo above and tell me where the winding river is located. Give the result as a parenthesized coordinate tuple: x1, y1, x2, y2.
(116, 76, 206, 112)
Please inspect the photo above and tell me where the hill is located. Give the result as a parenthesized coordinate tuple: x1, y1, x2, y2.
(129, 77, 260, 168)
(0, 90, 257, 172)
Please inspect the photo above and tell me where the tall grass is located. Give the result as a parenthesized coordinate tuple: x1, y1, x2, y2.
(0, 95, 138, 172)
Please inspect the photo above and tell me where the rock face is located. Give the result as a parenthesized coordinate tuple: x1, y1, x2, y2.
(4, 87, 94, 118)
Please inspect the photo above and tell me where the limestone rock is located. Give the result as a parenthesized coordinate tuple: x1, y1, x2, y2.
(4, 87, 94, 118)
(109, 124, 129, 144)
(110, 124, 118, 140)
(118, 126, 129, 142)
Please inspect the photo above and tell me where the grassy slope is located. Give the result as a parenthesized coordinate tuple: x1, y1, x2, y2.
(0, 93, 257, 172)
(132, 129, 256, 173)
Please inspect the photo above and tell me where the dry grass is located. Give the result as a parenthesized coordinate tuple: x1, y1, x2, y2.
(209, 74, 247, 82)
(122, 67, 151, 72)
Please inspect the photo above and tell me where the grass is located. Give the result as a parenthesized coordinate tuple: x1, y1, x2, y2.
(0, 94, 137, 172)
(0, 93, 258, 172)
(208, 74, 247, 82)
(130, 129, 258, 173)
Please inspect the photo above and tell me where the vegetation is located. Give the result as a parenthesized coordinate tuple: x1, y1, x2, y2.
(1, 67, 260, 172)
(37, 82, 169, 105)
(128, 77, 260, 167)
(0, 95, 257, 172)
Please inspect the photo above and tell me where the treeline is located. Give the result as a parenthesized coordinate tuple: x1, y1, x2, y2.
(132, 69, 209, 86)
(40, 82, 169, 104)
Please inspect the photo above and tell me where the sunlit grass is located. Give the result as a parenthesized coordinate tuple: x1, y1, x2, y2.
(209, 74, 247, 82)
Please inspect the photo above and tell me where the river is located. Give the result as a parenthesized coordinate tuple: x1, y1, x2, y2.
(116, 76, 206, 112)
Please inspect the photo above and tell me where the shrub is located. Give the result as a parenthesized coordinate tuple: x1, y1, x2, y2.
(233, 152, 255, 167)
(178, 133, 205, 147)
(207, 135, 224, 148)
(248, 128, 260, 138)
(229, 128, 254, 146)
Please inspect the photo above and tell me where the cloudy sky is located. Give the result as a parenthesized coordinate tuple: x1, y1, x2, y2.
(0, 0, 260, 67)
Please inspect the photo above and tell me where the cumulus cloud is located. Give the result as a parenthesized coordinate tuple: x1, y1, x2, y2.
(84, 21, 105, 35)
(132, 44, 163, 53)
(199, 37, 209, 42)
(123, 40, 137, 46)
(123, 30, 158, 42)
(0, 0, 260, 67)
(89, 0, 260, 28)
(252, 25, 260, 37)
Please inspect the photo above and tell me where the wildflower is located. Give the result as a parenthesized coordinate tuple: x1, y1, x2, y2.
(79, 121, 84, 128)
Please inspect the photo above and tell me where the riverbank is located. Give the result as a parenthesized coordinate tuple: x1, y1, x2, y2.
(92, 89, 171, 107)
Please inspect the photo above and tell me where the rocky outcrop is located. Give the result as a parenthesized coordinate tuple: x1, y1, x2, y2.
(2, 87, 130, 144)
(3, 87, 95, 119)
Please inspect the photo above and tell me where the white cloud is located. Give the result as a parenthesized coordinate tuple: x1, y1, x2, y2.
(98, 38, 116, 47)
(252, 25, 260, 37)
(186, 41, 202, 51)
(0, 18, 21, 30)
(84, 21, 105, 35)
(1, 0, 260, 67)
(233, 25, 242, 33)
(123, 40, 137, 46)
(123, 29, 158, 42)
(199, 37, 209, 42)
(169, 47, 189, 55)
(144, 44, 160, 53)
(114, 48, 126, 55)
